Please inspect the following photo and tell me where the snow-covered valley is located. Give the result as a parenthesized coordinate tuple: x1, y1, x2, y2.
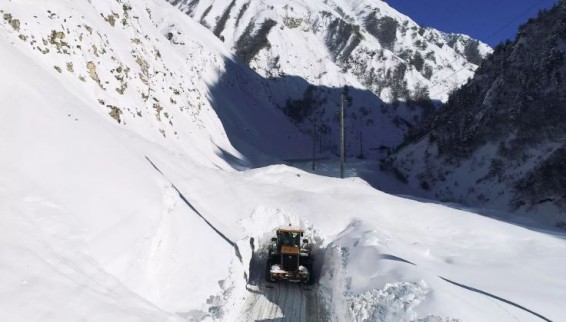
(1, 0, 566, 321)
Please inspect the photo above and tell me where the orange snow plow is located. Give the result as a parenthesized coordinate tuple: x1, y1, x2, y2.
(265, 226, 313, 284)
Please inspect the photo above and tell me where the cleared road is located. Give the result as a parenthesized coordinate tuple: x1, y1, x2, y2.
(241, 250, 325, 321)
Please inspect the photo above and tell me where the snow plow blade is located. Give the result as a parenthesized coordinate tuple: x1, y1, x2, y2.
(269, 269, 309, 283)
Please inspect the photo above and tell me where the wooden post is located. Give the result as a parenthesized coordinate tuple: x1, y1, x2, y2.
(312, 119, 316, 171)
(340, 92, 345, 178)
(359, 131, 363, 159)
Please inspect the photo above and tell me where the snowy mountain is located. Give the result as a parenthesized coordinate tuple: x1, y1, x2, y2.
(2, 0, 566, 321)
(167, 0, 490, 102)
(165, 0, 491, 159)
(385, 1, 566, 224)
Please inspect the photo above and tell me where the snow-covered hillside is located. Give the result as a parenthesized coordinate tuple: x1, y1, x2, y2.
(1, 0, 316, 164)
(165, 0, 491, 159)
(384, 2, 566, 223)
(167, 0, 490, 102)
(2, 0, 566, 321)
(0, 0, 250, 318)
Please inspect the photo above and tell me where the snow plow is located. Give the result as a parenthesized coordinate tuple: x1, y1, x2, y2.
(265, 226, 313, 284)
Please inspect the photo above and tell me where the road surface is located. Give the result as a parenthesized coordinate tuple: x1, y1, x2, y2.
(241, 250, 326, 321)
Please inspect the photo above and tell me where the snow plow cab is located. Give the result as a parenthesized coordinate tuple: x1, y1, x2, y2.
(266, 226, 313, 284)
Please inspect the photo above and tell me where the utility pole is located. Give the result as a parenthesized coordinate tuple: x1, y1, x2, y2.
(359, 131, 364, 159)
(340, 91, 345, 179)
(312, 118, 316, 171)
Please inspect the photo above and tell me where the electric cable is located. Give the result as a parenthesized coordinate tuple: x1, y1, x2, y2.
(425, 0, 553, 97)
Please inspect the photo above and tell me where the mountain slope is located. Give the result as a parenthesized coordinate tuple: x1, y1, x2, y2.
(1, 0, 315, 166)
(0, 0, 262, 318)
(165, 0, 491, 159)
(167, 0, 490, 102)
(385, 1, 566, 223)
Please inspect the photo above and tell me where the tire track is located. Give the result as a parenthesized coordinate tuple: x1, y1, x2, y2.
(242, 250, 323, 321)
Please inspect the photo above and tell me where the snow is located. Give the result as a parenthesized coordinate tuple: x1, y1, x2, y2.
(0, 188, 182, 322)
(1, 0, 565, 321)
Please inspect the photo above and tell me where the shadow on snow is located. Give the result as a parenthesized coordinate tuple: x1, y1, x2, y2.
(206, 56, 422, 170)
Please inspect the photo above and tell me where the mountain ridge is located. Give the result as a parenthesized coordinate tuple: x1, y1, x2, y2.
(385, 1, 566, 223)
(166, 0, 490, 102)
(165, 0, 491, 161)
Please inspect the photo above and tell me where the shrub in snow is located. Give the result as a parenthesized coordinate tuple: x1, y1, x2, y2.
(365, 14, 398, 49)
(213, 0, 236, 38)
(464, 39, 482, 65)
(411, 52, 425, 72)
(325, 18, 363, 62)
(235, 19, 277, 65)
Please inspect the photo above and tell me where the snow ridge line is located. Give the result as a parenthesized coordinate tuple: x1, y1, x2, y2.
(376, 253, 553, 321)
(439, 277, 552, 322)
(145, 157, 243, 264)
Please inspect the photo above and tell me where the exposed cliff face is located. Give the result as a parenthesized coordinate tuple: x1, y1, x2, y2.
(387, 1, 566, 222)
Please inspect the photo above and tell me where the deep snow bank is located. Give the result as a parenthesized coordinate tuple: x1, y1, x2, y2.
(0, 1, 243, 317)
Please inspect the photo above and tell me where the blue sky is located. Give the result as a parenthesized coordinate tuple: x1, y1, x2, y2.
(384, 0, 558, 46)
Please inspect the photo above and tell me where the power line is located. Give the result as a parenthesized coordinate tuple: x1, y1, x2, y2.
(429, 66, 471, 98)
(426, 0, 552, 96)
(482, 0, 551, 43)
(430, 77, 468, 98)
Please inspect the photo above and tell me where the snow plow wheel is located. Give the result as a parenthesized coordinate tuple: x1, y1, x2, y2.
(265, 258, 274, 283)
